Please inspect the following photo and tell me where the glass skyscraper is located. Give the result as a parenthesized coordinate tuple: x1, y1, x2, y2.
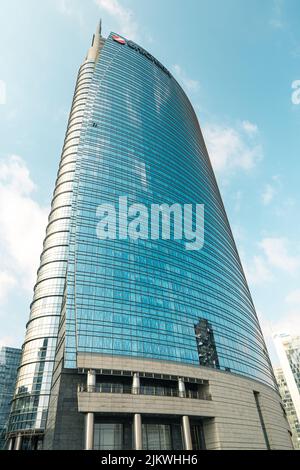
(0, 346, 21, 450)
(274, 366, 300, 449)
(6, 23, 293, 450)
(274, 334, 300, 449)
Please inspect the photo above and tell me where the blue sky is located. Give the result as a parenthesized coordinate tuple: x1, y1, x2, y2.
(0, 0, 300, 364)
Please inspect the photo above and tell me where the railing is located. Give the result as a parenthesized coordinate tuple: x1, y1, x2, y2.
(78, 384, 212, 401)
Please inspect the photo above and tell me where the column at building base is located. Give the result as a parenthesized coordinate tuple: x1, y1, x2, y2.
(182, 415, 192, 450)
(14, 434, 22, 450)
(133, 414, 142, 450)
(7, 438, 13, 450)
(84, 413, 94, 450)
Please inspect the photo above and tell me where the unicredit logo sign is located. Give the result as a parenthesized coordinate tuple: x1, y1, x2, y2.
(112, 34, 126, 45)
(111, 34, 171, 77)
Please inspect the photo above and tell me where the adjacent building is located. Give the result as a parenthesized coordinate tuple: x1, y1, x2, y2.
(0, 346, 21, 449)
(6, 23, 293, 450)
(274, 334, 300, 449)
(274, 366, 300, 449)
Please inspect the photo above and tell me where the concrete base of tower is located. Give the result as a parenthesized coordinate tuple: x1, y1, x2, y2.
(41, 354, 293, 450)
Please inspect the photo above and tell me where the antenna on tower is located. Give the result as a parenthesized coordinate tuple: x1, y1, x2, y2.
(86, 20, 103, 61)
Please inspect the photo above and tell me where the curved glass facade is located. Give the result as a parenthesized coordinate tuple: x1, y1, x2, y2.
(7, 34, 105, 435)
(63, 32, 275, 388)
(8, 27, 276, 443)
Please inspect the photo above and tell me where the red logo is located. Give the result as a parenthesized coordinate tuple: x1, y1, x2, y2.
(112, 35, 126, 45)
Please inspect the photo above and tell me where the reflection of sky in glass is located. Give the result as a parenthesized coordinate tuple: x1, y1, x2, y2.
(64, 34, 275, 389)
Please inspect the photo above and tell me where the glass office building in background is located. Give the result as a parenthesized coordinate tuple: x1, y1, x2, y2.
(0, 346, 21, 450)
(274, 366, 300, 449)
(6, 24, 293, 450)
(274, 334, 300, 449)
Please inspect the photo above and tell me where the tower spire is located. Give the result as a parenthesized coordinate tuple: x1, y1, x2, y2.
(86, 19, 103, 62)
(95, 18, 102, 38)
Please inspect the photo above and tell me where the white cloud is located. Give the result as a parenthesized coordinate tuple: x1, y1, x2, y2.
(257, 310, 300, 367)
(57, 0, 73, 15)
(270, 18, 284, 30)
(0, 155, 36, 194)
(244, 255, 273, 286)
(95, 0, 138, 40)
(242, 236, 300, 288)
(286, 289, 300, 306)
(261, 175, 281, 206)
(272, 310, 300, 336)
(263, 288, 300, 346)
(241, 120, 258, 135)
(202, 122, 263, 173)
(269, 0, 285, 30)
(262, 183, 275, 205)
(172, 64, 200, 93)
(0, 335, 20, 349)
(259, 237, 300, 274)
(56, 0, 84, 26)
(0, 155, 49, 292)
(0, 80, 6, 105)
(0, 271, 16, 302)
